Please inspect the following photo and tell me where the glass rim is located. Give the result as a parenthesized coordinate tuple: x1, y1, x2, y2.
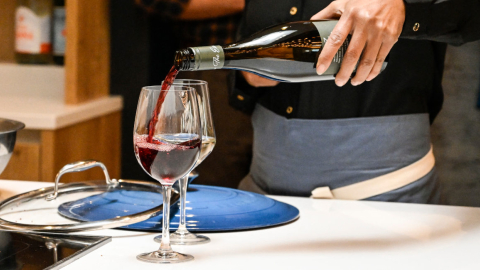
(142, 85, 195, 92)
(160, 79, 208, 86)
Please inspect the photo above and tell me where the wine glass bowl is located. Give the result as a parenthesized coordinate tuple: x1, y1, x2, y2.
(134, 85, 201, 263)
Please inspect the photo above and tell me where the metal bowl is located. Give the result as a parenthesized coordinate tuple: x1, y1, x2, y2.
(0, 118, 25, 175)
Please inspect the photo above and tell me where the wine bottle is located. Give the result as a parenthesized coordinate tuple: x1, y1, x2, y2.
(52, 0, 65, 65)
(173, 20, 387, 83)
(15, 0, 53, 64)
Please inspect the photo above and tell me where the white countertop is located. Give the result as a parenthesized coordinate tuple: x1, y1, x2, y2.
(0, 95, 123, 130)
(0, 63, 123, 130)
(1, 179, 480, 270)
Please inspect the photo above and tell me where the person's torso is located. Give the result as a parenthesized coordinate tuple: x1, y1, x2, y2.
(241, 0, 446, 123)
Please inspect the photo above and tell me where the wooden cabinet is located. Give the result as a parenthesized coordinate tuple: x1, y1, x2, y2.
(65, 0, 110, 104)
(0, 0, 122, 183)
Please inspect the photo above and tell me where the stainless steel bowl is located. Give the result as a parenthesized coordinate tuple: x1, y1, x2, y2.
(0, 118, 25, 175)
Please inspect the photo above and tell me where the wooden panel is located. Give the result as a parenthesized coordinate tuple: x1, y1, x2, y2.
(41, 111, 121, 183)
(65, 0, 110, 104)
(0, 0, 16, 62)
(0, 142, 41, 180)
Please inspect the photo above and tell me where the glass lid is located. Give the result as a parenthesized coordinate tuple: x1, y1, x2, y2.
(0, 160, 178, 233)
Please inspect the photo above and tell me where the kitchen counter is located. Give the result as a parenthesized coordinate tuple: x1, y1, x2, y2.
(1, 179, 480, 270)
(0, 95, 123, 130)
(0, 63, 123, 130)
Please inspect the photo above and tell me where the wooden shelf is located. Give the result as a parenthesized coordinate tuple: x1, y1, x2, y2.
(0, 0, 111, 105)
(0, 0, 121, 182)
(0, 95, 122, 130)
(0, 110, 122, 182)
(0, 1, 15, 62)
(65, 0, 110, 104)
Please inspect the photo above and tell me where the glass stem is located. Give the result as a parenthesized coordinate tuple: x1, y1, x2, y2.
(160, 185, 173, 253)
(176, 176, 189, 234)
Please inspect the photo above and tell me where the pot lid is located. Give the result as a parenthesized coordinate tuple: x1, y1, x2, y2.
(0, 160, 177, 233)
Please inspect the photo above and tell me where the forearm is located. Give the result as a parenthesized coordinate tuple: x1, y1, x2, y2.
(179, 0, 245, 20)
(401, 0, 480, 45)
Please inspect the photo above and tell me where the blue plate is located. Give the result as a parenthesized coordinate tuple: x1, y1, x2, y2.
(58, 185, 300, 232)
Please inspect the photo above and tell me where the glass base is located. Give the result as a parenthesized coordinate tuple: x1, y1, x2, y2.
(137, 250, 194, 264)
(154, 231, 210, 245)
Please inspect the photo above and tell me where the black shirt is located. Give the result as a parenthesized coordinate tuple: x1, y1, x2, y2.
(135, 0, 242, 47)
(231, 0, 480, 123)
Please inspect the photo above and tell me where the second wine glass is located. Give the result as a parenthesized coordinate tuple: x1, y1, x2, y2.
(155, 79, 216, 245)
(134, 85, 201, 263)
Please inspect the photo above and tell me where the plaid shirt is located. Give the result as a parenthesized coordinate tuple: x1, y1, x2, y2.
(135, 0, 241, 47)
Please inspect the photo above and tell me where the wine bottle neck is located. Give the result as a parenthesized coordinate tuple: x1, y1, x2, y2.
(175, 46, 225, 71)
(174, 49, 195, 71)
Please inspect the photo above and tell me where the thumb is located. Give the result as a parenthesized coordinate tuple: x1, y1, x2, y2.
(310, 2, 342, 20)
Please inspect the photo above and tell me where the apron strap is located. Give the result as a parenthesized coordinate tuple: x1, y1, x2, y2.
(311, 146, 435, 200)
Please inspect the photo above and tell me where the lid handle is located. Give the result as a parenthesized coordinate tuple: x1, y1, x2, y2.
(46, 160, 116, 201)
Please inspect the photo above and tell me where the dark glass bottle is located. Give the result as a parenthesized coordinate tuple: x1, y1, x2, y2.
(174, 20, 387, 83)
(52, 0, 65, 65)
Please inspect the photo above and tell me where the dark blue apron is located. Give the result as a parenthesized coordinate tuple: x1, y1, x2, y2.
(240, 105, 441, 204)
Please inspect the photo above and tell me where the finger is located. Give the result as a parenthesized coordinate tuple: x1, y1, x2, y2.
(310, 2, 341, 20)
(316, 18, 353, 75)
(365, 39, 395, 82)
(334, 27, 367, 87)
(350, 35, 383, 86)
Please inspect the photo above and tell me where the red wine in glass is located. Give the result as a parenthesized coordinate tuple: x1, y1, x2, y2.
(134, 134, 200, 185)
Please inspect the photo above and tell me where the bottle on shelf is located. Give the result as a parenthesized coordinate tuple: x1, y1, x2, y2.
(173, 20, 387, 83)
(52, 0, 65, 65)
(15, 0, 53, 64)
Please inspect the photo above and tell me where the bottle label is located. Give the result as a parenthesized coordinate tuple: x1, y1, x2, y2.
(190, 46, 225, 70)
(15, 6, 51, 54)
(312, 21, 350, 75)
(53, 7, 66, 55)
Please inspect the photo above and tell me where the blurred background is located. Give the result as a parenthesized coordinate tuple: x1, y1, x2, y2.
(431, 41, 480, 206)
(0, 0, 478, 207)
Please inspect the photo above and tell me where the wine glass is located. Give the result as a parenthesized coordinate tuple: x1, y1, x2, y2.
(134, 85, 201, 263)
(155, 79, 216, 245)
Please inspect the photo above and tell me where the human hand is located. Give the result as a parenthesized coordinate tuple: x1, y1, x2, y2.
(241, 71, 280, 87)
(311, 0, 405, 86)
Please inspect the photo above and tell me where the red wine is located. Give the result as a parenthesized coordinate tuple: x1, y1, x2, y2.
(162, 65, 180, 91)
(147, 65, 179, 141)
(134, 134, 200, 185)
(173, 20, 387, 82)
